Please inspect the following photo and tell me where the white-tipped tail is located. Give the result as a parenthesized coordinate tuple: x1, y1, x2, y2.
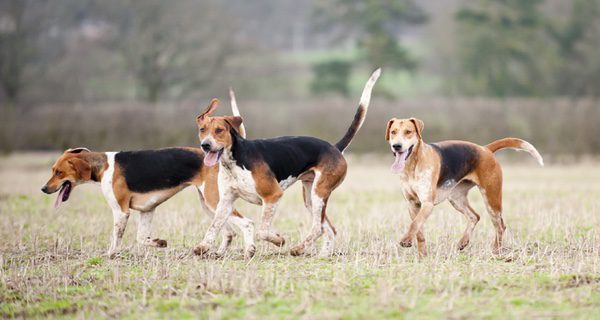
(486, 137, 544, 166)
(359, 68, 381, 109)
(520, 141, 544, 166)
(335, 68, 382, 152)
(229, 87, 246, 138)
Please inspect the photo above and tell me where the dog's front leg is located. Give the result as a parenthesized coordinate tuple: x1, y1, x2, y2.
(407, 201, 428, 257)
(108, 209, 130, 258)
(196, 188, 239, 256)
(228, 211, 256, 258)
(400, 201, 433, 250)
(193, 195, 235, 257)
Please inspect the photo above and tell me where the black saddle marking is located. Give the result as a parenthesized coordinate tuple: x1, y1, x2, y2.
(230, 129, 339, 182)
(115, 148, 202, 193)
(430, 143, 480, 188)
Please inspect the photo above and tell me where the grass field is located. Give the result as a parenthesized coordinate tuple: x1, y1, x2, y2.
(1, 152, 599, 319)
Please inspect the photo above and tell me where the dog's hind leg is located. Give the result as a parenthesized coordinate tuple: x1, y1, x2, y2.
(137, 210, 167, 248)
(478, 168, 505, 255)
(319, 214, 337, 257)
(292, 169, 342, 257)
(301, 179, 336, 257)
(257, 199, 286, 247)
(448, 181, 479, 251)
(302, 181, 313, 213)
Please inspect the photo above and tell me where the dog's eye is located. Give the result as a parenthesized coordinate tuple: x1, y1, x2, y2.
(404, 130, 412, 135)
(215, 128, 224, 134)
(55, 171, 62, 177)
(199, 127, 206, 133)
(391, 130, 397, 135)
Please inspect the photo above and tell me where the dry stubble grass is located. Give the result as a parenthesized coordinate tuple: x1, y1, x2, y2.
(0, 152, 599, 319)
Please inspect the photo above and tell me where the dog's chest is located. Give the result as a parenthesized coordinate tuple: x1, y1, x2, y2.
(400, 168, 434, 201)
(219, 162, 262, 205)
(401, 169, 459, 204)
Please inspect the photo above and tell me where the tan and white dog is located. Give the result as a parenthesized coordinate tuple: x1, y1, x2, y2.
(41, 95, 255, 258)
(385, 117, 544, 256)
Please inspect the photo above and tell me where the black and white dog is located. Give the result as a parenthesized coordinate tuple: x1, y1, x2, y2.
(41, 92, 254, 258)
(193, 69, 381, 257)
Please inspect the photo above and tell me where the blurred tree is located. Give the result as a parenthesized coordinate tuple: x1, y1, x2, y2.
(310, 60, 351, 96)
(313, 0, 427, 71)
(0, 0, 35, 105)
(546, 0, 600, 96)
(103, 0, 238, 103)
(455, 0, 552, 97)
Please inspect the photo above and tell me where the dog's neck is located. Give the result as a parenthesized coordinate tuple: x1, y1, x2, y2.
(220, 148, 237, 171)
(405, 139, 425, 174)
(219, 128, 246, 171)
(77, 152, 108, 182)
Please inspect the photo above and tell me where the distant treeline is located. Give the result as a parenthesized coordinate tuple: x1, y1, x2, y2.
(2, 98, 598, 156)
(2, 0, 600, 106)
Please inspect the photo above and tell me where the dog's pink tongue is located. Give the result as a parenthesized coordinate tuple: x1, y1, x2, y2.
(54, 186, 66, 209)
(203, 151, 219, 167)
(391, 152, 407, 174)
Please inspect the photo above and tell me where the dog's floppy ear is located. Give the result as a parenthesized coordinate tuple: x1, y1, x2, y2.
(409, 118, 424, 139)
(385, 118, 395, 141)
(68, 157, 92, 180)
(197, 99, 220, 123)
(65, 147, 90, 154)
(224, 116, 244, 135)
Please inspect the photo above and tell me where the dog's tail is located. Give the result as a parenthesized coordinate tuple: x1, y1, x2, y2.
(335, 68, 381, 152)
(229, 88, 246, 138)
(485, 138, 544, 166)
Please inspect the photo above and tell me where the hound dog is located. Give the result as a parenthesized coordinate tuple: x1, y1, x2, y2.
(385, 117, 544, 256)
(193, 69, 381, 258)
(41, 96, 256, 258)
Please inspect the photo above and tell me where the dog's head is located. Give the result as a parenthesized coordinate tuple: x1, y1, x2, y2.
(385, 117, 424, 173)
(196, 99, 244, 167)
(42, 147, 93, 208)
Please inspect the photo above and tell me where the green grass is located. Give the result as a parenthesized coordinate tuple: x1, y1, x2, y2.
(1, 153, 599, 318)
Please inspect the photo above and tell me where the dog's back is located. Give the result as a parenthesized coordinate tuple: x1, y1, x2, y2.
(115, 147, 204, 193)
(429, 141, 481, 187)
(231, 135, 339, 182)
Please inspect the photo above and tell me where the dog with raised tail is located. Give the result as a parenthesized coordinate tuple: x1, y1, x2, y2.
(41, 97, 256, 258)
(193, 68, 381, 257)
(385, 117, 544, 256)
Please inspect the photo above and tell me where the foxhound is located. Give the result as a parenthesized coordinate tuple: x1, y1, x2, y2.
(41, 96, 256, 258)
(193, 69, 381, 257)
(385, 117, 544, 256)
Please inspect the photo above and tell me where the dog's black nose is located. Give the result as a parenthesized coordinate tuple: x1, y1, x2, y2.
(41, 185, 49, 194)
(392, 144, 402, 151)
(201, 143, 211, 152)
